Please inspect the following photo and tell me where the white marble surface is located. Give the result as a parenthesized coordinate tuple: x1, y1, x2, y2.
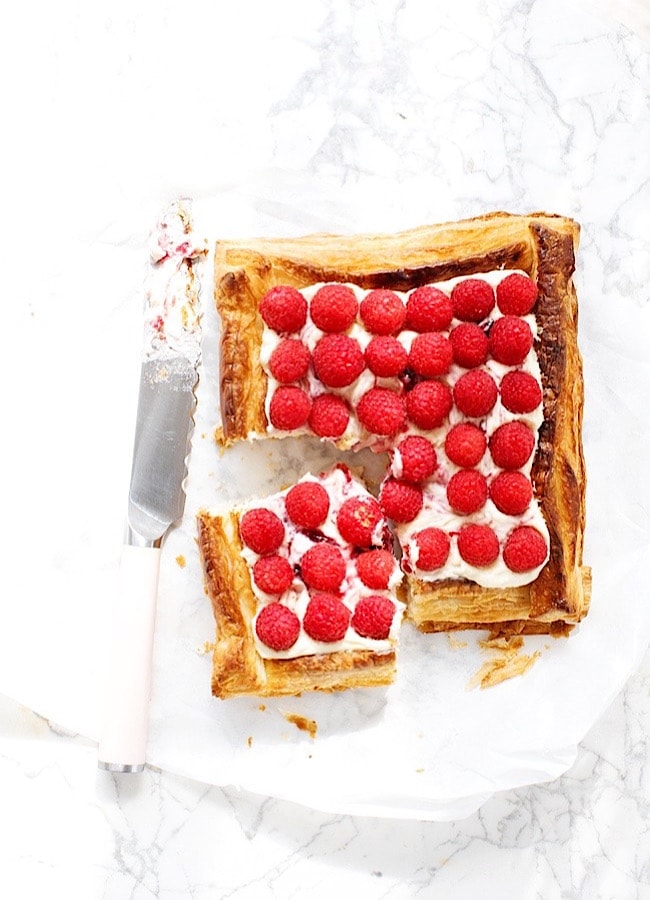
(2, 0, 650, 895)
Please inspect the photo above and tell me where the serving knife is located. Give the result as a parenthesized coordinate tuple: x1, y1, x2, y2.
(98, 199, 207, 772)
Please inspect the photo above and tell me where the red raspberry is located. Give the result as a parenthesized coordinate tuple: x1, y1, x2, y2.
(260, 285, 307, 334)
(496, 273, 538, 316)
(457, 524, 500, 567)
(300, 543, 346, 592)
(413, 527, 450, 570)
(453, 369, 498, 418)
(446, 469, 488, 515)
(489, 471, 533, 515)
(310, 284, 358, 332)
(444, 422, 487, 467)
(255, 602, 301, 651)
(451, 278, 495, 322)
(360, 289, 406, 335)
(355, 549, 396, 589)
(336, 496, 384, 547)
(253, 555, 294, 594)
(405, 380, 453, 430)
(503, 526, 548, 572)
(313, 334, 365, 387)
(364, 336, 408, 377)
(489, 421, 535, 470)
(268, 385, 312, 431)
(405, 286, 453, 332)
(393, 435, 437, 483)
(285, 481, 330, 529)
(379, 478, 423, 523)
(240, 508, 285, 555)
(500, 371, 543, 414)
(489, 315, 534, 366)
(408, 332, 453, 377)
(357, 387, 407, 436)
(308, 393, 350, 438)
(268, 339, 311, 383)
(351, 595, 396, 640)
(449, 322, 489, 368)
(303, 593, 351, 642)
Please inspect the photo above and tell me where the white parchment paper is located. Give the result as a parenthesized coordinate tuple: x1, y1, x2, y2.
(1, 0, 649, 821)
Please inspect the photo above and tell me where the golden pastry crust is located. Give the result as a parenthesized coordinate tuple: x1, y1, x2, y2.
(196, 508, 397, 700)
(212, 211, 590, 638)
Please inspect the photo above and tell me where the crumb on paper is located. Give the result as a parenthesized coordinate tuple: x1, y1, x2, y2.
(247, 736, 253, 748)
(197, 641, 215, 656)
(283, 712, 318, 739)
(258, 704, 266, 712)
(468, 635, 541, 689)
(175, 554, 186, 568)
(446, 633, 468, 650)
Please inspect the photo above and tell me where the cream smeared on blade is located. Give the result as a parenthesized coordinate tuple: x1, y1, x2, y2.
(143, 199, 208, 364)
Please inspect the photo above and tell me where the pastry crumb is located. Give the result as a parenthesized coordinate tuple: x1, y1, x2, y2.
(247, 736, 253, 748)
(283, 712, 317, 738)
(258, 704, 266, 712)
(468, 634, 540, 689)
(197, 641, 215, 655)
(175, 554, 186, 568)
(446, 633, 468, 649)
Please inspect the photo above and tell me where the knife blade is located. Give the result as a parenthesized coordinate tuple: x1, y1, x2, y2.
(98, 199, 207, 772)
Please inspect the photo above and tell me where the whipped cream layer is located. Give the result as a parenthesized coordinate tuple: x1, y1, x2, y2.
(241, 466, 404, 661)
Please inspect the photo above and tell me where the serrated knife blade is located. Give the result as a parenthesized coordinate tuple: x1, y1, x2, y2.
(98, 199, 207, 772)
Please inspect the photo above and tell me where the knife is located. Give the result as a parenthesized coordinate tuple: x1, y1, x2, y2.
(98, 199, 207, 772)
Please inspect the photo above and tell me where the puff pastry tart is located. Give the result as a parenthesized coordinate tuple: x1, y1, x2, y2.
(197, 464, 404, 698)
(207, 211, 590, 684)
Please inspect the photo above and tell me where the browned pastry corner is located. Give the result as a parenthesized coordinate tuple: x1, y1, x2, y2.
(211, 211, 590, 641)
(197, 508, 397, 699)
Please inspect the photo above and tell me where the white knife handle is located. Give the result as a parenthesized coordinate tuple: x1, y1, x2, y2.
(98, 542, 161, 772)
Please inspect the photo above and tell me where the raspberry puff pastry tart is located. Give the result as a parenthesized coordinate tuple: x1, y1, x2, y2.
(205, 211, 590, 695)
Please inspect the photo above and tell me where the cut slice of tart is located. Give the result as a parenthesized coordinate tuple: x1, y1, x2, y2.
(197, 464, 405, 698)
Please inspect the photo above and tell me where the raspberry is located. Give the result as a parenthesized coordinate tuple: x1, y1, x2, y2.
(303, 593, 351, 642)
(351, 595, 396, 640)
(489, 315, 534, 366)
(503, 526, 548, 572)
(364, 336, 408, 377)
(489, 421, 535, 470)
(393, 435, 437, 483)
(259, 285, 307, 334)
(444, 422, 487, 467)
(300, 543, 346, 592)
(408, 332, 453, 377)
(312, 334, 365, 387)
(240, 508, 285, 555)
(355, 549, 396, 589)
(336, 496, 384, 547)
(357, 387, 407, 436)
(359, 289, 406, 335)
(413, 527, 450, 570)
(496, 273, 538, 316)
(457, 524, 500, 567)
(405, 286, 453, 332)
(253, 555, 294, 594)
(500, 371, 543, 414)
(285, 481, 330, 529)
(379, 478, 423, 523)
(451, 278, 495, 322)
(449, 322, 489, 368)
(405, 380, 453, 430)
(446, 469, 488, 515)
(268, 385, 312, 431)
(310, 284, 358, 332)
(489, 471, 533, 515)
(255, 602, 301, 651)
(453, 369, 498, 418)
(308, 393, 350, 438)
(268, 339, 311, 383)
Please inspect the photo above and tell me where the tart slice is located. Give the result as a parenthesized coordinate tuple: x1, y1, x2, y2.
(212, 212, 591, 638)
(197, 464, 404, 698)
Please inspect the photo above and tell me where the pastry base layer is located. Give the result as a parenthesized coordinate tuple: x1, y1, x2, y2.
(212, 210, 590, 640)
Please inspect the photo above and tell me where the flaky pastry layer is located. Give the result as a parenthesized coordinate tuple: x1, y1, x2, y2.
(212, 211, 590, 639)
